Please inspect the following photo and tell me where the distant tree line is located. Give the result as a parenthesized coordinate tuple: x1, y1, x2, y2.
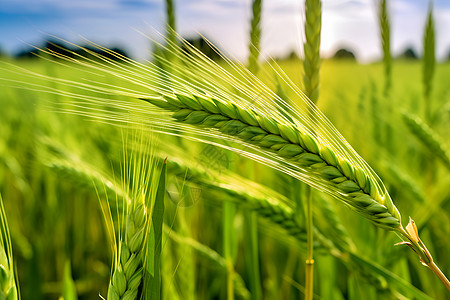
(181, 36, 223, 61)
(397, 47, 419, 60)
(3, 39, 450, 62)
(153, 35, 223, 62)
(14, 40, 129, 61)
(12, 36, 224, 62)
(274, 45, 446, 62)
(331, 46, 419, 61)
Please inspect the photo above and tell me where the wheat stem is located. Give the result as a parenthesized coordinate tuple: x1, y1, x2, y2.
(246, 2, 263, 298)
(304, 187, 314, 300)
(427, 261, 450, 291)
(395, 219, 450, 291)
(303, 0, 322, 297)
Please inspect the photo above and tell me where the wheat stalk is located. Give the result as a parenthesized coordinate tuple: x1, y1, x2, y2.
(246, 2, 263, 298)
(302, 1, 322, 297)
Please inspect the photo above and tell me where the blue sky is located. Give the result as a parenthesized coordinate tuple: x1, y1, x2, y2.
(1, 0, 449, 62)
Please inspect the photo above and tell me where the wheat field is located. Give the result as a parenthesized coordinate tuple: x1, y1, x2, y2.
(0, 1, 449, 299)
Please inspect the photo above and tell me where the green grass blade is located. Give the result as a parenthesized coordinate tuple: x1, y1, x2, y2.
(145, 159, 167, 300)
(223, 201, 237, 300)
(243, 211, 262, 300)
(62, 260, 78, 300)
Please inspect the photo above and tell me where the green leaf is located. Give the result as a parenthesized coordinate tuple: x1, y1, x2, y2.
(144, 159, 166, 300)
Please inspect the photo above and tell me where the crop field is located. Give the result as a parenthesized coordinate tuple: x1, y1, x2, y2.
(0, 1, 449, 300)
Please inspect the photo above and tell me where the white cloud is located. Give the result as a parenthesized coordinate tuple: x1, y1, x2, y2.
(435, 8, 450, 59)
(2, 0, 450, 62)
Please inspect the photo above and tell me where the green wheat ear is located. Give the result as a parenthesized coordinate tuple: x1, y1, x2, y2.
(422, 2, 435, 122)
(142, 94, 402, 231)
(248, 0, 262, 74)
(402, 112, 450, 170)
(379, 0, 392, 96)
(106, 132, 164, 300)
(303, 0, 322, 103)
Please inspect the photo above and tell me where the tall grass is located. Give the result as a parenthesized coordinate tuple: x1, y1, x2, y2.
(302, 0, 322, 298)
(245, 1, 263, 299)
(0, 1, 449, 298)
